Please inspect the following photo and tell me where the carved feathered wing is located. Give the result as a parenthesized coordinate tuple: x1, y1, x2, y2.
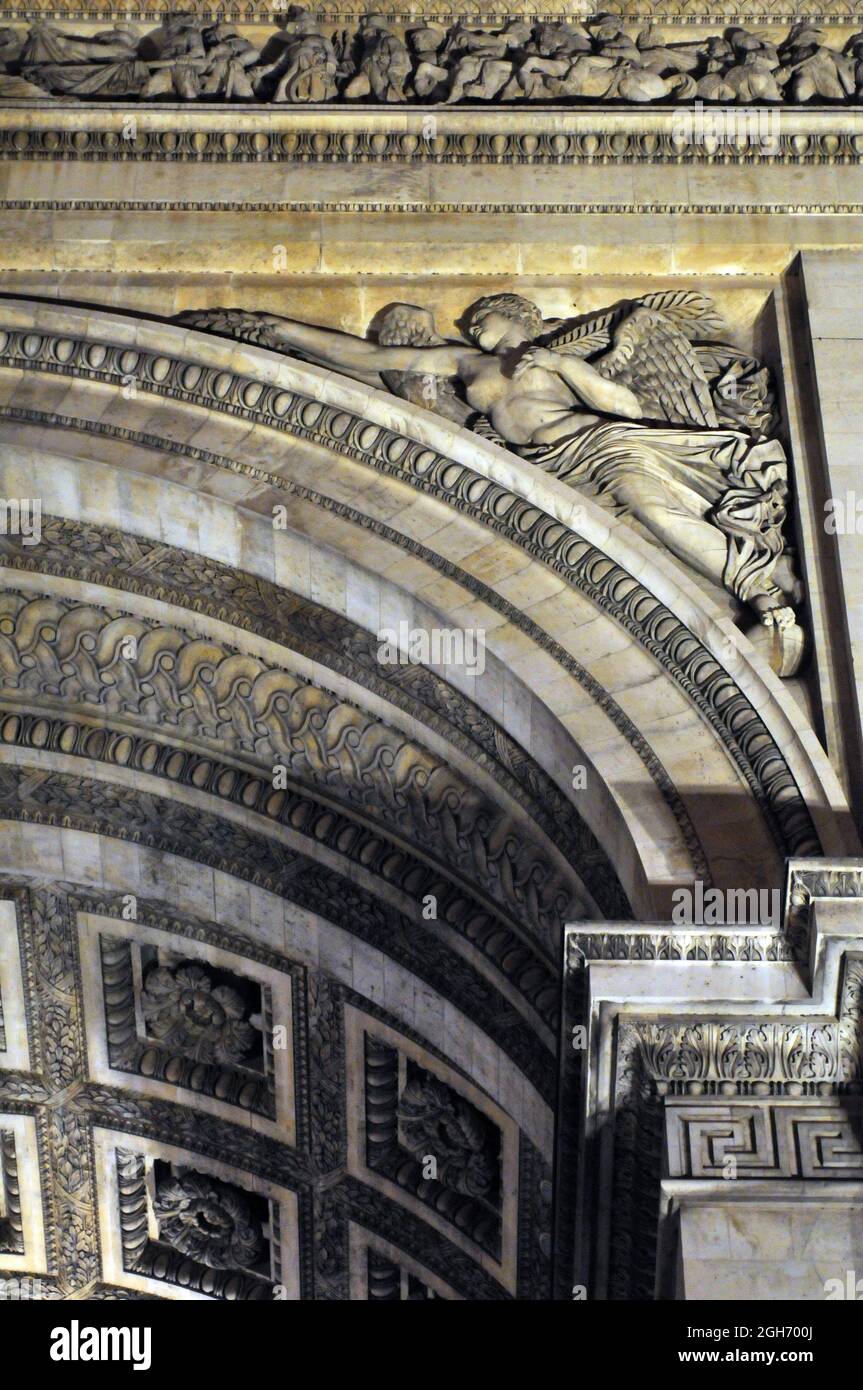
(592, 305, 719, 428)
(540, 290, 724, 359)
(540, 291, 778, 434)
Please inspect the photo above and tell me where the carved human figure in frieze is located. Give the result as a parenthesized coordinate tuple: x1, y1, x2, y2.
(441, 19, 532, 103)
(590, 18, 644, 65)
(19, 20, 140, 66)
(175, 291, 805, 675)
(842, 32, 863, 93)
(6, 14, 863, 105)
(0, 24, 54, 97)
(370, 302, 474, 427)
(18, 19, 147, 97)
(343, 14, 411, 102)
(696, 52, 784, 102)
(198, 24, 262, 100)
(137, 13, 207, 100)
(0, 27, 22, 67)
(635, 25, 717, 76)
(517, 48, 694, 102)
(532, 21, 592, 60)
(776, 24, 857, 102)
(251, 7, 339, 103)
(407, 24, 449, 100)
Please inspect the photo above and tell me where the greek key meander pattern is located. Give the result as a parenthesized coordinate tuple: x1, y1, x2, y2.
(0, 316, 820, 862)
(665, 1101, 863, 1178)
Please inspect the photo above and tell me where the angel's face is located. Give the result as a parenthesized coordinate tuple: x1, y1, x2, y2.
(473, 313, 525, 353)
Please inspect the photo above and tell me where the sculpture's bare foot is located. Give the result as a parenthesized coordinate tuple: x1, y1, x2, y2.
(760, 604, 795, 630)
(760, 605, 806, 678)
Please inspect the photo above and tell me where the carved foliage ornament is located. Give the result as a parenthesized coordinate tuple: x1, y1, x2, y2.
(141, 962, 258, 1067)
(152, 1170, 264, 1271)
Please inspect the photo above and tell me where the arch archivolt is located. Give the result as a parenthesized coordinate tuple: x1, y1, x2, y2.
(0, 300, 851, 898)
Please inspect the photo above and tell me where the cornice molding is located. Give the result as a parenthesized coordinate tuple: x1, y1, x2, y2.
(2, 106, 863, 165)
(6, 199, 863, 215)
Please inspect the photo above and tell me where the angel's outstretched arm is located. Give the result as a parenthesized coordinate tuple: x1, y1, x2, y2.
(252, 314, 470, 379)
(515, 346, 644, 419)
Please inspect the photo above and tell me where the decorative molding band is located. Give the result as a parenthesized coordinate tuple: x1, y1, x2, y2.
(1, 5, 862, 22)
(0, 586, 580, 953)
(568, 865, 863, 965)
(0, 1129, 24, 1255)
(786, 861, 863, 940)
(623, 1017, 848, 1093)
(0, 318, 820, 860)
(0, 707, 560, 1031)
(2, 112, 863, 166)
(3, 199, 863, 215)
(568, 926, 798, 964)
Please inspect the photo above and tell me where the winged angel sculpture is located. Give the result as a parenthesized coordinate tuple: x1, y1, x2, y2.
(176, 291, 805, 676)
